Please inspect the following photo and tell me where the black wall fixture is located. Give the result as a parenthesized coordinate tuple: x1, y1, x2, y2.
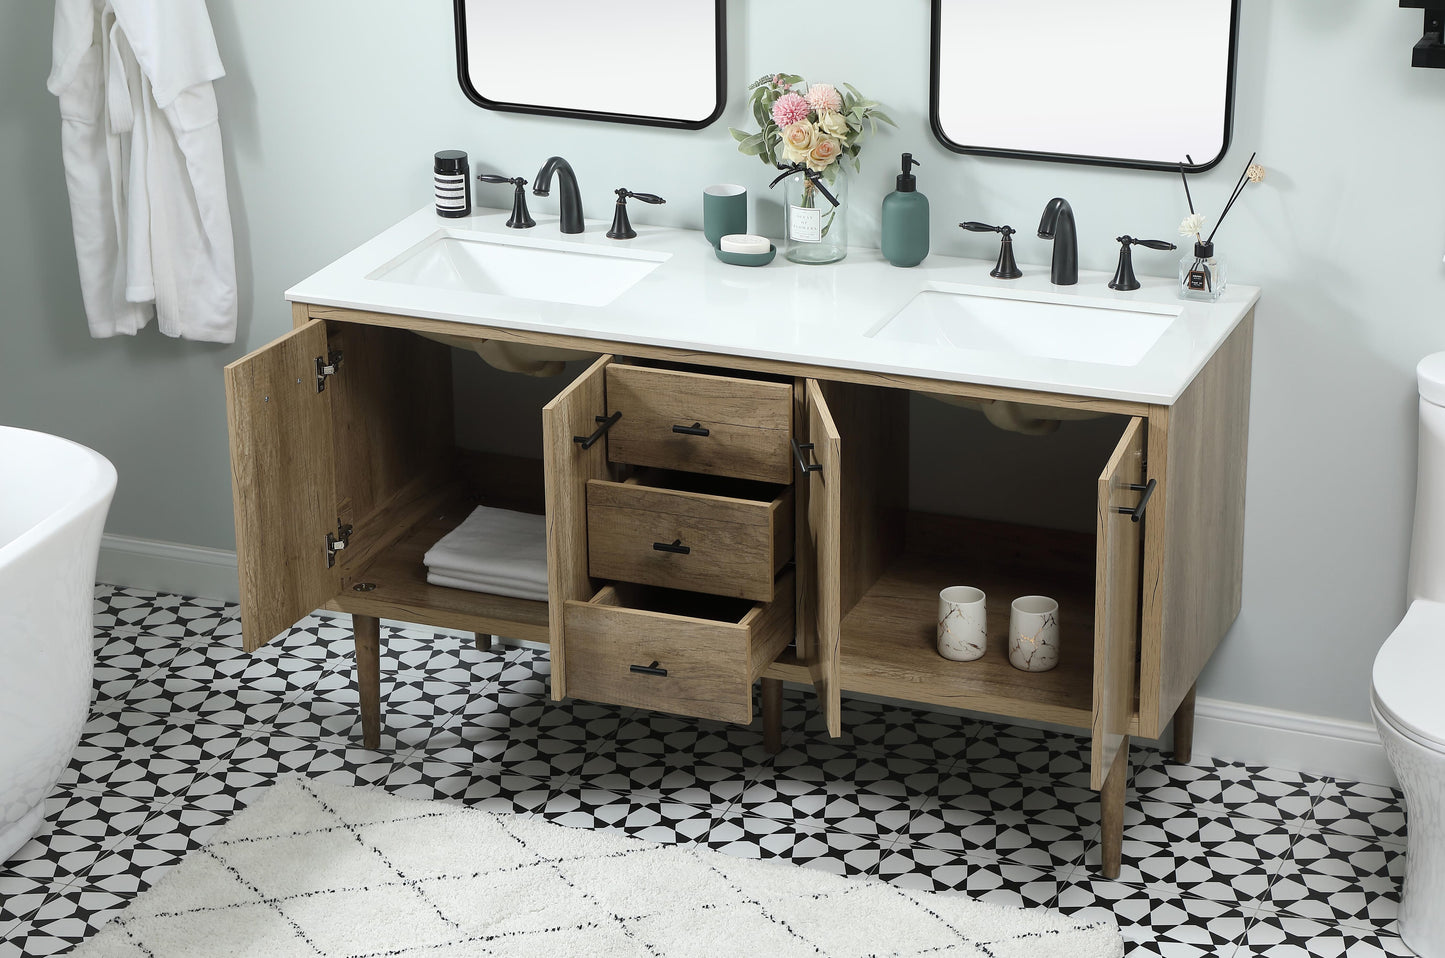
(1402, 1, 1445, 68)
(454, 0, 726, 129)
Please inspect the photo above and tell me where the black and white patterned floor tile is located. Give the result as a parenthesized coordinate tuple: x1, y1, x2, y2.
(874, 845, 1068, 909)
(0, 583, 1418, 957)
(1079, 798, 1299, 907)
(897, 768, 1097, 870)
(704, 807, 891, 877)
(1264, 827, 1405, 931)
(538, 783, 721, 844)
(1310, 779, 1408, 844)
(1236, 911, 1416, 957)
(1053, 877, 1257, 957)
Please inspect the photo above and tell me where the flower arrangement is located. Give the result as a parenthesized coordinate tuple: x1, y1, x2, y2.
(1177, 151, 1266, 248)
(729, 73, 894, 184)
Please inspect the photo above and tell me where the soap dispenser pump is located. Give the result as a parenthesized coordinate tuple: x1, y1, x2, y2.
(881, 153, 929, 268)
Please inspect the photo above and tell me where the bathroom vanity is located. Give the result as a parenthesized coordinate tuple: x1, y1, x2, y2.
(224, 208, 1257, 878)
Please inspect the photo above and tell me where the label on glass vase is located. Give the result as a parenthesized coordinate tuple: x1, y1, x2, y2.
(789, 206, 822, 243)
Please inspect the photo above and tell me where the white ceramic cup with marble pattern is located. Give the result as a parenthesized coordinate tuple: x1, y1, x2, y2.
(937, 586, 987, 661)
(1009, 595, 1060, 672)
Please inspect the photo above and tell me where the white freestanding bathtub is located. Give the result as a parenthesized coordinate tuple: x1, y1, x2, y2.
(0, 426, 116, 863)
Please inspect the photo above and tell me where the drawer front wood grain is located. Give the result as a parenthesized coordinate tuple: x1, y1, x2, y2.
(563, 573, 795, 724)
(605, 365, 793, 483)
(586, 480, 794, 601)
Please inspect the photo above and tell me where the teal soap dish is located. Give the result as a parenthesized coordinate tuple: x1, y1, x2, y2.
(715, 244, 776, 267)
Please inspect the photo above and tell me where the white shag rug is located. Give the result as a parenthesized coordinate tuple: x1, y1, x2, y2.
(73, 777, 1122, 958)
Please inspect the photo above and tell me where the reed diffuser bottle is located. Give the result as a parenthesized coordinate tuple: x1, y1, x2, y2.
(1176, 151, 1264, 303)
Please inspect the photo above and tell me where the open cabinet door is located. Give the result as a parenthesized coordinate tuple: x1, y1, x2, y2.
(224, 320, 340, 652)
(805, 379, 843, 737)
(1091, 416, 1146, 789)
(542, 354, 613, 701)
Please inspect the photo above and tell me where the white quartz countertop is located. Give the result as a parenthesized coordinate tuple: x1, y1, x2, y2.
(285, 206, 1260, 405)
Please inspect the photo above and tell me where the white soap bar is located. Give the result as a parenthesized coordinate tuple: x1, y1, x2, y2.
(720, 234, 771, 255)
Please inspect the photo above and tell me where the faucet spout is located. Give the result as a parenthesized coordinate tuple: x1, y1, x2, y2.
(533, 156, 584, 234)
(1037, 197, 1078, 286)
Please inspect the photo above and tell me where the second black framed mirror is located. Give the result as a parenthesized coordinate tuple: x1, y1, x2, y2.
(931, 0, 1239, 172)
(454, 0, 727, 130)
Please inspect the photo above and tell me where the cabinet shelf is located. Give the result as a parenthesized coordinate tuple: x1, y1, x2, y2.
(828, 513, 1114, 729)
(328, 485, 550, 643)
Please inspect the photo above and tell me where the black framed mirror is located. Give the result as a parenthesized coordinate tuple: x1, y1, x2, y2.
(930, 0, 1239, 172)
(454, 0, 726, 130)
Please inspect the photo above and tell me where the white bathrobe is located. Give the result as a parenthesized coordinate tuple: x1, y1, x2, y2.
(48, 0, 237, 344)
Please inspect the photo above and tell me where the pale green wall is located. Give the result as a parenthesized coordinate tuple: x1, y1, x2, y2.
(2, 1, 1442, 723)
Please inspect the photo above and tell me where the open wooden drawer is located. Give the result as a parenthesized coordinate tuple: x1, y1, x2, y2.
(563, 570, 795, 724)
(586, 473, 794, 602)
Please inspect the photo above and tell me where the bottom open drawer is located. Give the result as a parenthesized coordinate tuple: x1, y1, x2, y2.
(562, 570, 795, 724)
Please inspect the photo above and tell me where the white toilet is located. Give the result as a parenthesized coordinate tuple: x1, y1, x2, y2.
(1372, 352, 1445, 958)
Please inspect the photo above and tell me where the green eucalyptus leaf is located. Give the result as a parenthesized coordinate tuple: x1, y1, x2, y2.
(873, 111, 897, 127)
(729, 127, 752, 142)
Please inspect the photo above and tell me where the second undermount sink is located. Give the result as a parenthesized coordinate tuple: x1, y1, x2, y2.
(368, 231, 669, 308)
(867, 285, 1180, 367)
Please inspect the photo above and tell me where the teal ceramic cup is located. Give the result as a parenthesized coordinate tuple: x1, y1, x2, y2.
(702, 184, 747, 248)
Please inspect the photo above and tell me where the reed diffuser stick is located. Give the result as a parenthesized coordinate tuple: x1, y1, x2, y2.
(1179, 155, 1196, 215)
(1206, 150, 1258, 244)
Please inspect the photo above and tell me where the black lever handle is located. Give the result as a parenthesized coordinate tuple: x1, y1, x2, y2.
(960, 221, 1016, 236)
(653, 539, 690, 555)
(477, 173, 523, 186)
(624, 190, 667, 205)
(1134, 238, 1177, 251)
(792, 438, 822, 476)
(1115, 479, 1157, 523)
(573, 411, 621, 450)
(672, 422, 710, 437)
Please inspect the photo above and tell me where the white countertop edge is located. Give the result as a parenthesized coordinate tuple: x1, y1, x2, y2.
(285, 206, 1261, 407)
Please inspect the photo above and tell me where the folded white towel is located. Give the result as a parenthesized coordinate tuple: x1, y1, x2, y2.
(423, 505, 548, 589)
(425, 571, 548, 602)
(425, 566, 547, 592)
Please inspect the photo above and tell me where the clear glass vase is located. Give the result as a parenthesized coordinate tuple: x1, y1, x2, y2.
(782, 168, 848, 265)
(1179, 241, 1226, 302)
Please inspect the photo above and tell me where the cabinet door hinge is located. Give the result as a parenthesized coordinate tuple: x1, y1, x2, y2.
(326, 521, 353, 567)
(316, 349, 343, 392)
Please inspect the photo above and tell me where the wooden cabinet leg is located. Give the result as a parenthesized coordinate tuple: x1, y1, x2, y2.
(1173, 682, 1198, 764)
(1100, 735, 1129, 880)
(354, 614, 382, 750)
(474, 632, 493, 653)
(762, 678, 783, 754)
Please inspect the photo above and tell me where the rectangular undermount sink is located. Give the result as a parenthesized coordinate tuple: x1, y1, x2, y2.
(866, 286, 1180, 367)
(368, 231, 669, 308)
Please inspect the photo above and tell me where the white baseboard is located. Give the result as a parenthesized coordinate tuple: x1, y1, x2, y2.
(1191, 697, 1396, 788)
(95, 535, 1398, 787)
(97, 534, 240, 605)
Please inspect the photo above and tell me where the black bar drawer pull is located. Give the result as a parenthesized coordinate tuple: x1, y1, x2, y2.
(792, 437, 822, 476)
(630, 661, 668, 677)
(653, 538, 690, 555)
(672, 422, 710, 437)
(574, 411, 621, 450)
(1115, 479, 1157, 523)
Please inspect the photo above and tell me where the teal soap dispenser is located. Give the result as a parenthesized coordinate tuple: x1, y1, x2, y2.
(881, 153, 929, 267)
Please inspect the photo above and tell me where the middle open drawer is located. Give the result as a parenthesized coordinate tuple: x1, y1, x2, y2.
(586, 474, 795, 603)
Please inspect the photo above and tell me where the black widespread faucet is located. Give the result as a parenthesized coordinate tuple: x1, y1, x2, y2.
(1037, 197, 1078, 286)
(533, 156, 584, 234)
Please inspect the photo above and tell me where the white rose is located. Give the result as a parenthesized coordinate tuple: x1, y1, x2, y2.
(817, 109, 850, 138)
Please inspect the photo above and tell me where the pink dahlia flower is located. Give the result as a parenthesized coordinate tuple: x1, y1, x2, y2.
(805, 83, 842, 114)
(771, 93, 811, 127)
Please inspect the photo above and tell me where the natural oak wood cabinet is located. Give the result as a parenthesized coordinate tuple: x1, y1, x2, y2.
(225, 302, 1254, 878)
